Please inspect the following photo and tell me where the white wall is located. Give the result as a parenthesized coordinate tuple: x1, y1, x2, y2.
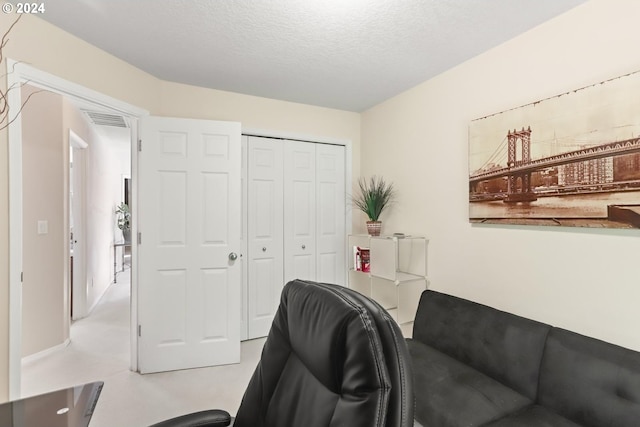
(361, 0, 640, 351)
(85, 130, 130, 309)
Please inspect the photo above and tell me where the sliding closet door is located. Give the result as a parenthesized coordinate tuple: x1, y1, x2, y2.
(284, 141, 316, 283)
(247, 136, 283, 339)
(316, 143, 346, 285)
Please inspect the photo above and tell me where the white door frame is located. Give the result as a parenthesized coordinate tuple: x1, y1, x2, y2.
(7, 59, 148, 399)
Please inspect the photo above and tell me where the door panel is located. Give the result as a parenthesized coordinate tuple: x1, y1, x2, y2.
(138, 117, 241, 374)
(70, 141, 88, 320)
(155, 269, 186, 342)
(291, 254, 314, 282)
(201, 268, 229, 339)
(254, 258, 277, 318)
(158, 171, 186, 245)
(284, 141, 316, 283)
(247, 136, 283, 339)
(316, 144, 346, 285)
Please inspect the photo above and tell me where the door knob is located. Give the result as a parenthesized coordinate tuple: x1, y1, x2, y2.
(229, 252, 238, 261)
(262, 247, 267, 252)
(301, 245, 306, 250)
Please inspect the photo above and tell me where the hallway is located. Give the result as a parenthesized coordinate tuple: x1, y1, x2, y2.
(21, 268, 263, 426)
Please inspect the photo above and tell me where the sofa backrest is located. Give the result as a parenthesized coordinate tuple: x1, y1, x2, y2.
(538, 328, 640, 427)
(412, 290, 550, 400)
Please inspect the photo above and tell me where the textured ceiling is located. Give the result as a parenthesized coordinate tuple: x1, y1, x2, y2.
(36, 0, 586, 112)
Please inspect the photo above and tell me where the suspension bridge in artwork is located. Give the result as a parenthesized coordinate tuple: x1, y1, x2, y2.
(469, 127, 640, 203)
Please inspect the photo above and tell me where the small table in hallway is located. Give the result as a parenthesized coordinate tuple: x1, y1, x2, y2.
(113, 241, 131, 283)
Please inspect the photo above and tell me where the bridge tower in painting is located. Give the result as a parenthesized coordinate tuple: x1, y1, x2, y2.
(505, 127, 537, 202)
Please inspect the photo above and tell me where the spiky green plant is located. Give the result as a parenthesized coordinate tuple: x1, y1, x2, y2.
(351, 176, 395, 221)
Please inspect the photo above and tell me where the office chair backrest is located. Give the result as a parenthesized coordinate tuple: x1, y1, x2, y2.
(325, 283, 415, 427)
(234, 280, 392, 427)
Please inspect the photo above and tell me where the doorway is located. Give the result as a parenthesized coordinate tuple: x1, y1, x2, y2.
(7, 60, 146, 399)
(19, 83, 134, 394)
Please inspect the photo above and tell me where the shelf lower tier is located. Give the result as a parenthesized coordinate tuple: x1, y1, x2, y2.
(349, 269, 426, 285)
(348, 273, 427, 325)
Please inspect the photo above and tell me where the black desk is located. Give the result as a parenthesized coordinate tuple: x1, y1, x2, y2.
(0, 382, 103, 427)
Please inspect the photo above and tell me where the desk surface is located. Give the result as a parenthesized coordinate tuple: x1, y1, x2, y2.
(0, 382, 103, 427)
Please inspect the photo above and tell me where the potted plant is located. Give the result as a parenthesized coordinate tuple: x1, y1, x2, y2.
(351, 176, 395, 236)
(116, 202, 131, 243)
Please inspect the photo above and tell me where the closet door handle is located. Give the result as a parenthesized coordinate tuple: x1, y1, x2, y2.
(262, 247, 267, 252)
(301, 245, 306, 250)
(229, 252, 238, 261)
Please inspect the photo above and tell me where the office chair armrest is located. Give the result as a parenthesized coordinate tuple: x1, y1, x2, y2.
(148, 409, 232, 427)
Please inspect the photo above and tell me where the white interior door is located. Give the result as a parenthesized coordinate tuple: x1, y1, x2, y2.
(316, 143, 346, 285)
(284, 140, 316, 283)
(247, 136, 283, 339)
(138, 116, 241, 374)
(69, 131, 88, 319)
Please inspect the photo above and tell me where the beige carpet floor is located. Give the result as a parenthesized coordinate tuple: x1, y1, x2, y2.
(21, 267, 264, 427)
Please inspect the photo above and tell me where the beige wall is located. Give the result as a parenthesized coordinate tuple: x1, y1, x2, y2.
(0, 14, 361, 400)
(20, 86, 67, 357)
(361, 0, 640, 351)
(159, 81, 361, 164)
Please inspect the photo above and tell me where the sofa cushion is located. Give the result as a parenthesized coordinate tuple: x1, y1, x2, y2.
(482, 405, 582, 427)
(407, 339, 532, 427)
(412, 290, 551, 400)
(538, 328, 640, 427)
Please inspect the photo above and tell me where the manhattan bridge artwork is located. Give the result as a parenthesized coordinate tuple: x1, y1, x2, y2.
(469, 70, 640, 229)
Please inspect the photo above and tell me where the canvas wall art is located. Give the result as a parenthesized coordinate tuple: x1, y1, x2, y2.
(469, 71, 640, 228)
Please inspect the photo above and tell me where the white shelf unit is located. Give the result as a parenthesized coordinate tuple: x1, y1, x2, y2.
(348, 234, 428, 325)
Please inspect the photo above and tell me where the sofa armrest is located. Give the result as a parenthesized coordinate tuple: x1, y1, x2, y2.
(148, 409, 232, 427)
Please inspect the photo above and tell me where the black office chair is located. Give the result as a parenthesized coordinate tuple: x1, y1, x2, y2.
(318, 282, 415, 427)
(149, 279, 414, 427)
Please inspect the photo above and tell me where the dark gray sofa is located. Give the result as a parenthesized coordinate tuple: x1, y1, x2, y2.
(407, 290, 640, 427)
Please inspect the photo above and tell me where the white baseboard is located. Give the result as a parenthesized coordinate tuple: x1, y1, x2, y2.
(21, 338, 71, 367)
(88, 277, 115, 314)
